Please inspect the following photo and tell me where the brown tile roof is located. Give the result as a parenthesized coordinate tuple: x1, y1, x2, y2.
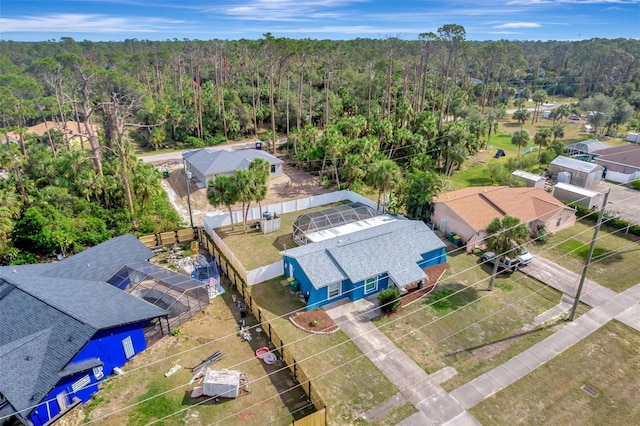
(434, 186, 569, 231)
(593, 144, 640, 173)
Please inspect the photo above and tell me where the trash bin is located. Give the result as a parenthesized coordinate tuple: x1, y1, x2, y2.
(452, 235, 461, 247)
(289, 280, 299, 293)
(263, 211, 272, 220)
(255, 141, 262, 150)
(447, 231, 456, 242)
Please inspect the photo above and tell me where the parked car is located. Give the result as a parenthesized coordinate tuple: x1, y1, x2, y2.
(515, 246, 533, 266)
(569, 114, 580, 120)
(480, 251, 520, 273)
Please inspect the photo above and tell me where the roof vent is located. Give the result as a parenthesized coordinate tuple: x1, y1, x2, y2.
(25, 356, 31, 361)
(87, 263, 91, 268)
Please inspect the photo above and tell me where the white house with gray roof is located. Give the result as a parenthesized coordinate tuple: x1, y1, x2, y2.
(282, 217, 446, 310)
(182, 148, 283, 186)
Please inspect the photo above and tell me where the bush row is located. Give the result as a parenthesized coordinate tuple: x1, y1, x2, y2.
(570, 203, 640, 237)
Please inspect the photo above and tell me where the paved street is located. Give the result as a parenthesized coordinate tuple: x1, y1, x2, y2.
(324, 254, 640, 425)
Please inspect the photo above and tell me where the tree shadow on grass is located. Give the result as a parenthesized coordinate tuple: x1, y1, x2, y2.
(423, 283, 479, 313)
(444, 320, 563, 357)
(273, 234, 296, 252)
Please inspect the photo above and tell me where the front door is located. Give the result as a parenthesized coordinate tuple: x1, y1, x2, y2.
(440, 217, 447, 233)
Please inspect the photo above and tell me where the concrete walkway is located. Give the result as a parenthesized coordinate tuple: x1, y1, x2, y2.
(324, 298, 480, 426)
(449, 283, 640, 416)
(324, 255, 640, 425)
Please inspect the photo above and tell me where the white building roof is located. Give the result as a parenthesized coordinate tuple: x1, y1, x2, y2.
(554, 182, 601, 198)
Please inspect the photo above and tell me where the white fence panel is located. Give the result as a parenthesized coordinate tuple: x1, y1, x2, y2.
(202, 190, 385, 285)
(246, 262, 284, 286)
(604, 170, 632, 184)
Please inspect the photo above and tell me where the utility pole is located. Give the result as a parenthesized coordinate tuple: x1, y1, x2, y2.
(569, 189, 610, 321)
(183, 157, 194, 229)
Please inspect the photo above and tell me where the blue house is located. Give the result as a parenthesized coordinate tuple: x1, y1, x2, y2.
(0, 235, 169, 426)
(282, 218, 446, 310)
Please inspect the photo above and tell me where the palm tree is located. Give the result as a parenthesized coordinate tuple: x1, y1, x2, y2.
(531, 89, 548, 123)
(511, 129, 530, 168)
(534, 127, 552, 161)
(512, 108, 531, 130)
(484, 215, 529, 291)
(207, 175, 239, 231)
(553, 104, 572, 124)
(367, 159, 402, 213)
(248, 158, 270, 216)
(551, 123, 565, 143)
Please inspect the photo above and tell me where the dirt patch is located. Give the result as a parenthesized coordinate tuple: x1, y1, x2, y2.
(161, 160, 332, 226)
(9, 120, 98, 138)
(290, 308, 339, 334)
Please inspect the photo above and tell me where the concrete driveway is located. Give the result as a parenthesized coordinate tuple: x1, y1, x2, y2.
(592, 181, 640, 225)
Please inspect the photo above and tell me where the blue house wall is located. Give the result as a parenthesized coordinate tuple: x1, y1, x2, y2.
(284, 246, 447, 311)
(30, 322, 150, 426)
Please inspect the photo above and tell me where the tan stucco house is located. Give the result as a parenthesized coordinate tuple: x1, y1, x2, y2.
(431, 186, 576, 251)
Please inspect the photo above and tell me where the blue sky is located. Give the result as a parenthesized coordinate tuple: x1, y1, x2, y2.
(1, 0, 639, 42)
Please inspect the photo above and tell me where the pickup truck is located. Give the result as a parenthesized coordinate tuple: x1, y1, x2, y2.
(480, 251, 520, 273)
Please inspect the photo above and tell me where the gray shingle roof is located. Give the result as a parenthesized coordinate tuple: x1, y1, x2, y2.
(183, 148, 283, 177)
(45, 234, 155, 282)
(284, 219, 445, 289)
(2, 272, 168, 330)
(0, 234, 168, 420)
(0, 285, 93, 417)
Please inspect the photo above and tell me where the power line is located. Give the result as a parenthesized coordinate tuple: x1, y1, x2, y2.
(8, 178, 640, 423)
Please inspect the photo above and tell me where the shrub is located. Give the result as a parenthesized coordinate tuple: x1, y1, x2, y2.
(534, 225, 552, 244)
(378, 287, 401, 313)
(631, 180, 640, 190)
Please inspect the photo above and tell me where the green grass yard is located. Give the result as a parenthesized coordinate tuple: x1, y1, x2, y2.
(215, 202, 348, 270)
(531, 221, 640, 293)
(470, 320, 640, 425)
(373, 247, 571, 391)
(250, 277, 403, 425)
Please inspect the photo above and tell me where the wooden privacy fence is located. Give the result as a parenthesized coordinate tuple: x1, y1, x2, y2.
(137, 228, 198, 248)
(197, 228, 327, 426)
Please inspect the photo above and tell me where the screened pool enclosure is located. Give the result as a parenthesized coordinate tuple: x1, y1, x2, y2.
(109, 261, 210, 332)
(292, 202, 378, 245)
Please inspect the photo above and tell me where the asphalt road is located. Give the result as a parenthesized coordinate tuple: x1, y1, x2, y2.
(139, 138, 287, 164)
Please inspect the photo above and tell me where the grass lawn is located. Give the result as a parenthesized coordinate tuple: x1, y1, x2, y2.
(470, 320, 640, 425)
(532, 221, 640, 293)
(84, 290, 311, 426)
(216, 201, 347, 270)
(373, 247, 570, 391)
(250, 277, 404, 425)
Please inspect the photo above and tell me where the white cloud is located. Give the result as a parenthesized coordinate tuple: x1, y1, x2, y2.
(494, 22, 542, 28)
(506, 0, 640, 4)
(222, 0, 363, 21)
(0, 13, 185, 33)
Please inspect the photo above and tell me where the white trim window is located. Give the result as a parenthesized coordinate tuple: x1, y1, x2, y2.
(364, 276, 378, 294)
(327, 282, 340, 298)
(93, 366, 104, 380)
(122, 336, 135, 359)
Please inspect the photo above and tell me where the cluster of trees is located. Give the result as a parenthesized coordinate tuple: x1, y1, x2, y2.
(1, 30, 639, 263)
(207, 158, 270, 233)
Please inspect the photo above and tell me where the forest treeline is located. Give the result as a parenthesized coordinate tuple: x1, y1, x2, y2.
(1, 27, 639, 264)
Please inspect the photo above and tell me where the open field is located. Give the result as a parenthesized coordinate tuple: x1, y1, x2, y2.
(216, 201, 347, 270)
(83, 289, 312, 426)
(373, 246, 578, 391)
(250, 277, 405, 425)
(531, 221, 640, 293)
(470, 320, 640, 425)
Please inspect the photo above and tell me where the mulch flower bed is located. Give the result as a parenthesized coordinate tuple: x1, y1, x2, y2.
(401, 263, 450, 306)
(289, 308, 339, 334)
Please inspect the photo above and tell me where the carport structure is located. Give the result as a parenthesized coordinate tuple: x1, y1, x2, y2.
(109, 261, 210, 332)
